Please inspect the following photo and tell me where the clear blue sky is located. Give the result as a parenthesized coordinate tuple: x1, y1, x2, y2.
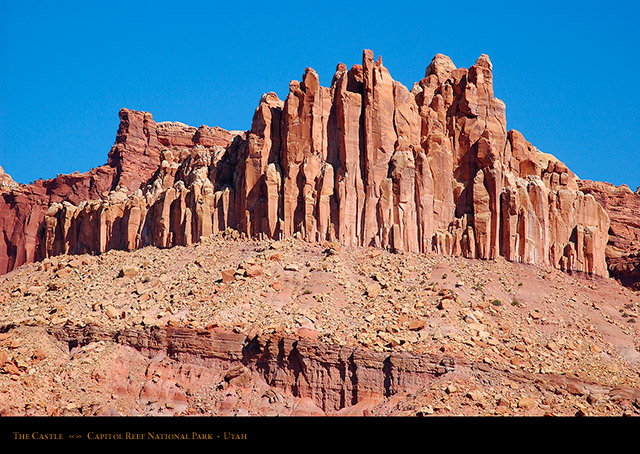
(1, 0, 639, 190)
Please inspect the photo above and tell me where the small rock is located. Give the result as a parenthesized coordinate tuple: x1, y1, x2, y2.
(26, 285, 46, 296)
(284, 264, 299, 272)
(221, 269, 236, 283)
(366, 283, 381, 298)
(50, 315, 67, 325)
(404, 331, 419, 343)
(445, 384, 457, 394)
(2, 362, 21, 375)
(118, 266, 138, 278)
(408, 320, 426, 331)
(517, 397, 536, 409)
(244, 264, 263, 277)
(104, 306, 122, 319)
(135, 282, 148, 295)
(417, 406, 434, 416)
(142, 315, 159, 326)
(55, 267, 71, 278)
(67, 258, 84, 268)
(327, 241, 342, 254)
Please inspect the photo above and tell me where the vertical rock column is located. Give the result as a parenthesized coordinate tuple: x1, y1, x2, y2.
(333, 64, 366, 247)
(361, 50, 398, 248)
(236, 92, 284, 238)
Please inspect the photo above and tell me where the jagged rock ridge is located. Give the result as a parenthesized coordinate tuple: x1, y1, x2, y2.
(0, 110, 237, 274)
(2, 50, 610, 277)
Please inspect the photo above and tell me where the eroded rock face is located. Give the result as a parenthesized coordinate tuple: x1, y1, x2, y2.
(2, 51, 612, 278)
(46, 324, 453, 414)
(0, 108, 236, 274)
(0, 163, 118, 275)
(579, 180, 640, 289)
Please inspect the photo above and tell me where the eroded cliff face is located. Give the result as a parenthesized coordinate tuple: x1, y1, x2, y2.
(0, 109, 236, 274)
(43, 324, 454, 414)
(578, 180, 640, 289)
(0, 160, 119, 275)
(2, 50, 610, 278)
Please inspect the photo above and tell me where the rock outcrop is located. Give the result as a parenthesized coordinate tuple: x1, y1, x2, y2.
(579, 180, 640, 289)
(0, 109, 235, 274)
(2, 50, 611, 278)
(44, 324, 454, 414)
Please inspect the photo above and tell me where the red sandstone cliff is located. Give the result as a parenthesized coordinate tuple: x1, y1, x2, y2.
(0, 109, 236, 274)
(1, 50, 613, 279)
(578, 180, 640, 289)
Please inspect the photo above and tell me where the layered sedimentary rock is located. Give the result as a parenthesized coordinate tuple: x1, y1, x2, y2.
(0, 109, 236, 274)
(48, 324, 454, 413)
(2, 50, 612, 278)
(579, 180, 640, 289)
(0, 162, 118, 275)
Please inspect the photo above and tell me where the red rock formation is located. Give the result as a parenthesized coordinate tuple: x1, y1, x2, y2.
(578, 180, 640, 289)
(0, 164, 118, 275)
(0, 108, 235, 274)
(2, 50, 614, 279)
(48, 324, 454, 414)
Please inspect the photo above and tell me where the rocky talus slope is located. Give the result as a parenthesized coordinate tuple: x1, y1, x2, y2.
(0, 235, 639, 416)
